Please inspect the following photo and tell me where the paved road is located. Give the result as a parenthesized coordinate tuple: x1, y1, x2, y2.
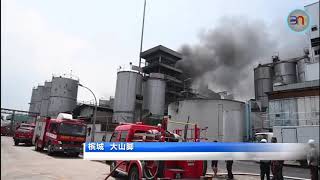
(207, 160, 311, 179)
(1, 136, 311, 180)
(1, 136, 112, 180)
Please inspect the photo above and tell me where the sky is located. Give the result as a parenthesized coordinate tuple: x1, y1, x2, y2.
(1, 0, 317, 111)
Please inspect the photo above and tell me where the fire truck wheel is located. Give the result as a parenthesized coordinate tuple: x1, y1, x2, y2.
(128, 165, 139, 180)
(14, 140, 19, 146)
(47, 144, 54, 155)
(109, 161, 119, 177)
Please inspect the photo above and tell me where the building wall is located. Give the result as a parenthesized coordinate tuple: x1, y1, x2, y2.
(78, 106, 113, 124)
(168, 99, 246, 142)
(251, 111, 269, 131)
(85, 124, 113, 142)
(268, 96, 319, 126)
(305, 2, 319, 63)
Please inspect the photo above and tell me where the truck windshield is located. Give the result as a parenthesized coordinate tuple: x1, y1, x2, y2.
(59, 123, 86, 136)
(255, 134, 268, 142)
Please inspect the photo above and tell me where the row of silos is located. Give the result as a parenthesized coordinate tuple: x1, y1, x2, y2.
(112, 70, 167, 123)
(254, 57, 308, 109)
(28, 76, 79, 118)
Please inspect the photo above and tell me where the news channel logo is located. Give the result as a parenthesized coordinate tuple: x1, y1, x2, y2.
(287, 9, 310, 32)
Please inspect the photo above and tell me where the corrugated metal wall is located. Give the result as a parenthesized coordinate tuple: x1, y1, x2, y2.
(269, 96, 319, 126)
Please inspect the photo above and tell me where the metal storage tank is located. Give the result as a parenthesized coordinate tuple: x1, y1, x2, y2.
(254, 65, 273, 109)
(47, 76, 79, 117)
(274, 61, 297, 85)
(28, 87, 38, 113)
(168, 99, 246, 142)
(297, 59, 307, 82)
(34, 86, 44, 114)
(112, 71, 142, 123)
(144, 78, 166, 116)
(40, 81, 52, 117)
(142, 80, 148, 111)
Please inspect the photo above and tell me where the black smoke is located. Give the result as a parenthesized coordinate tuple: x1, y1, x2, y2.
(176, 17, 307, 100)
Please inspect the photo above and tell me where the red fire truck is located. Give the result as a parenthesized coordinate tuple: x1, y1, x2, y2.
(106, 116, 208, 180)
(33, 113, 87, 156)
(13, 123, 36, 146)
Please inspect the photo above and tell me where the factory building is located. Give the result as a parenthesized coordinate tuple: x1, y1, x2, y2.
(267, 80, 319, 126)
(73, 104, 115, 142)
(112, 45, 185, 124)
(305, 1, 319, 63)
(253, 55, 319, 131)
(141, 45, 184, 122)
(251, 2, 320, 133)
(112, 45, 248, 141)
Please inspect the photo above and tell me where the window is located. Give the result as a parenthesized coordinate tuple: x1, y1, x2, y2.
(119, 131, 129, 142)
(311, 37, 320, 47)
(311, 25, 318, 31)
(110, 131, 119, 142)
(49, 123, 58, 134)
(315, 49, 320, 56)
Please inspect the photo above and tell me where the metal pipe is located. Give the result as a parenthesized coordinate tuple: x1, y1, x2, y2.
(138, 0, 147, 69)
(78, 83, 97, 142)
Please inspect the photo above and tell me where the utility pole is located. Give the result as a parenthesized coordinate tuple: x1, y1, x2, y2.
(138, 0, 147, 69)
(78, 83, 97, 142)
(10, 111, 16, 136)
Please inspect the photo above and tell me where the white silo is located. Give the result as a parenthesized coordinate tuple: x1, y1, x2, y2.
(112, 71, 143, 123)
(47, 76, 79, 117)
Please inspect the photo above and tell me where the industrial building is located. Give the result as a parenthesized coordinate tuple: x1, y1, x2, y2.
(111, 45, 248, 142)
(112, 45, 186, 124)
(251, 1, 320, 133)
(73, 103, 115, 142)
(305, 1, 320, 63)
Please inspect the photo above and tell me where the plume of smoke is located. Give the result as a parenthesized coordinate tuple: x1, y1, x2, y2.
(176, 17, 308, 100)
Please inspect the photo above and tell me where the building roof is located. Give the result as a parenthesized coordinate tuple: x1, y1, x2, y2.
(140, 45, 182, 60)
(272, 80, 319, 92)
(73, 103, 113, 113)
(267, 80, 320, 100)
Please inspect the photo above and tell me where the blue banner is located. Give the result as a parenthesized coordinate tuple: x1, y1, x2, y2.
(84, 142, 298, 153)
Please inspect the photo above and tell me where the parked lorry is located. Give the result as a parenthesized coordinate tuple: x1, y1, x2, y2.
(107, 116, 207, 180)
(13, 123, 36, 146)
(32, 113, 87, 156)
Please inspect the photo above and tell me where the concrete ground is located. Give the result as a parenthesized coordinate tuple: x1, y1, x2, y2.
(1, 136, 112, 180)
(1, 136, 312, 180)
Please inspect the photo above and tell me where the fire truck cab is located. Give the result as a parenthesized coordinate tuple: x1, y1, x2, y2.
(108, 118, 207, 180)
(33, 113, 87, 156)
